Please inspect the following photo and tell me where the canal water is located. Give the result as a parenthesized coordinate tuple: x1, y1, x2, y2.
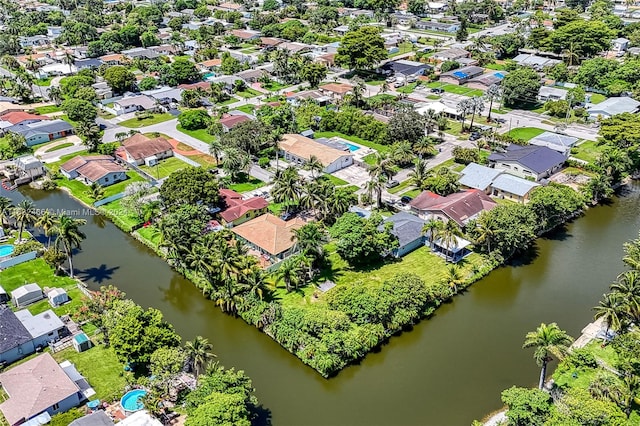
(11, 183, 640, 426)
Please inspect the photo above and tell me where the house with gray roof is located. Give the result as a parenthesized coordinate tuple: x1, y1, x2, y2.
(69, 411, 114, 426)
(379, 212, 426, 258)
(488, 144, 566, 181)
(529, 131, 578, 156)
(459, 162, 503, 192)
(440, 66, 484, 85)
(113, 95, 158, 116)
(0, 306, 34, 365)
(122, 47, 159, 60)
(512, 53, 561, 70)
(143, 87, 184, 104)
(538, 86, 567, 102)
(7, 120, 74, 147)
(490, 173, 539, 202)
(15, 310, 65, 350)
(587, 96, 640, 119)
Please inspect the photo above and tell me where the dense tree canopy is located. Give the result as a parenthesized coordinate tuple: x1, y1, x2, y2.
(501, 67, 541, 107)
(160, 167, 219, 209)
(335, 26, 387, 71)
(329, 213, 398, 266)
(103, 65, 136, 94)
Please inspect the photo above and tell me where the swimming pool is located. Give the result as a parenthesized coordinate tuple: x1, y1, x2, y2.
(343, 142, 361, 152)
(120, 389, 147, 412)
(0, 245, 14, 257)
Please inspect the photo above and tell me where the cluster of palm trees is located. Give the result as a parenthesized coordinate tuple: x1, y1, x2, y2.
(0, 197, 86, 277)
(457, 96, 486, 133)
(0, 55, 35, 103)
(408, 159, 460, 196)
(594, 234, 640, 333)
(274, 222, 327, 292)
(270, 164, 356, 223)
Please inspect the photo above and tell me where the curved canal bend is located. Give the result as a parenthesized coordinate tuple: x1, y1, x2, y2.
(11, 183, 640, 425)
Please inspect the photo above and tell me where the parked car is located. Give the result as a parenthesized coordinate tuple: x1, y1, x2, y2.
(431, 87, 444, 94)
(494, 117, 507, 124)
(406, 75, 417, 83)
(386, 76, 397, 83)
(400, 195, 413, 204)
(469, 132, 482, 141)
(394, 80, 405, 88)
(386, 180, 400, 188)
(280, 212, 294, 221)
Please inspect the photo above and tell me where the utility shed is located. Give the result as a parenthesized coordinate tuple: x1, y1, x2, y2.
(11, 283, 44, 307)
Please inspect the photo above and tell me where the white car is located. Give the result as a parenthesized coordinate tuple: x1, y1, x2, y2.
(394, 80, 405, 88)
(386, 76, 397, 83)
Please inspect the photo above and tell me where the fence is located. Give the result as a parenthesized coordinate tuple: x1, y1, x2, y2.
(174, 152, 201, 168)
(93, 192, 125, 207)
(125, 162, 159, 185)
(0, 251, 37, 269)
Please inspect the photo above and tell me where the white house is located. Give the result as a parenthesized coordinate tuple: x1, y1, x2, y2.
(14, 309, 65, 349)
(488, 144, 567, 181)
(612, 37, 630, 53)
(279, 134, 354, 173)
(529, 131, 579, 156)
(11, 283, 44, 307)
(113, 95, 158, 116)
(587, 96, 640, 119)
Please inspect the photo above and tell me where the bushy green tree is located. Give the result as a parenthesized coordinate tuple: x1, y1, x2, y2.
(501, 67, 541, 108)
(335, 26, 386, 71)
(329, 213, 398, 266)
(501, 386, 553, 426)
(61, 99, 97, 122)
(103, 65, 136, 94)
(160, 167, 219, 209)
(178, 109, 211, 130)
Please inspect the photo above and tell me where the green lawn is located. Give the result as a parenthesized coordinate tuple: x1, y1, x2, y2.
(388, 42, 414, 58)
(404, 188, 422, 198)
(35, 77, 53, 87)
(427, 82, 485, 97)
(0, 258, 76, 295)
(444, 119, 464, 136)
(59, 115, 78, 127)
(484, 62, 507, 71)
(139, 156, 189, 179)
(236, 105, 255, 114)
(56, 171, 146, 206)
(313, 131, 390, 154)
(45, 142, 74, 153)
(261, 81, 289, 92)
(387, 179, 414, 194)
(588, 93, 606, 104)
(34, 105, 61, 114)
(52, 344, 127, 402)
(119, 113, 174, 128)
(135, 225, 161, 251)
(235, 88, 261, 98)
(571, 139, 604, 163)
(396, 82, 419, 94)
(185, 152, 217, 168)
(228, 174, 265, 193)
(177, 124, 217, 144)
(217, 96, 240, 106)
(323, 173, 348, 186)
(507, 127, 545, 141)
(98, 198, 142, 232)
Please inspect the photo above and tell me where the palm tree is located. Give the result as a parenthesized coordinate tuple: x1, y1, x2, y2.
(390, 141, 414, 166)
(422, 219, 443, 249)
(291, 223, 326, 277)
(35, 209, 58, 247)
(484, 84, 502, 122)
(467, 96, 485, 133)
(456, 98, 472, 132)
(221, 147, 250, 181)
(366, 174, 387, 209)
(76, 122, 102, 152)
(523, 323, 573, 389)
(443, 264, 464, 294)
(380, 80, 390, 94)
(473, 213, 497, 253)
(209, 138, 223, 165)
(275, 256, 302, 292)
(0, 196, 13, 233)
(409, 158, 431, 189)
(12, 200, 37, 242)
(53, 214, 87, 278)
(184, 336, 216, 379)
(305, 155, 324, 179)
(594, 293, 626, 333)
(271, 166, 302, 212)
(327, 188, 355, 220)
(440, 220, 463, 261)
(48, 86, 62, 105)
(86, 182, 105, 201)
(562, 42, 581, 67)
(62, 50, 75, 73)
(351, 76, 366, 107)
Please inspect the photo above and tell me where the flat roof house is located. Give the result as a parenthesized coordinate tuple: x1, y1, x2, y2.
(414, 20, 459, 32)
(380, 212, 426, 258)
(512, 53, 561, 70)
(0, 111, 49, 128)
(381, 59, 432, 76)
(432, 48, 469, 62)
(11, 283, 43, 307)
(439, 66, 485, 85)
(467, 71, 507, 90)
(529, 131, 579, 156)
(409, 189, 497, 226)
(458, 162, 503, 192)
(488, 144, 566, 181)
(113, 95, 158, 116)
(538, 86, 567, 102)
(7, 120, 74, 147)
(14, 309, 65, 350)
(587, 96, 640, 119)
(0, 353, 83, 426)
(117, 133, 173, 166)
(279, 134, 354, 173)
(231, 214, 306, 265)
(60, 155, 127, 187)
(219, 188, 268, 226)
(122, 47, 159, 60)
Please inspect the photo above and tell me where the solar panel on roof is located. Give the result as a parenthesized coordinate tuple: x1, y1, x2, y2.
(453, 71, 468, 78)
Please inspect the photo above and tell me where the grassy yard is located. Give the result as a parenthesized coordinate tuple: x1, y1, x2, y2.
(139, 156, 189, 179)
(404, 188, 422, 198)
(313, 131, 390, 154)
(119, 113, 174, 128)
(387, 179, 414, 194)
(45, 142, 74, 153)
(185, 152, 217, 168)
(98, 197, 142, 232)
(508, 127, 545, 141)
(571, 139, 604, 163)
(33, 105, 61, 114)
(553, 341, 619, 391)
(261, 81, 289, 92)
(427, 82, 484, 97)
(396, 82, 419, 94)
(485, 62, 507, 71)
(235, 88, 261, 98)
(588, 93, 607, 104)
(176, 124, 217, 144)
(56, 171, 146, 206)
(35, 77, 53, 87)
(235, 105, 255, 114)
(52, 344, 127, 402)
(0, 258, 76, 295)
(444, 119, 464, 136)
(217, 96, 240, 106)
(323, 173, 349, 186)
(228, 174, 265, 193)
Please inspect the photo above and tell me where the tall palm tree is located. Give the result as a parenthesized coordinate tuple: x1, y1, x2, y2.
(184, 336, 216, 379)
(35, 209, 58, 247)
(413, 137, 436, 159)
(291, 223, 327, 276)
(366, 174, 387, 209)
(53, 214, 87, 278)
(443, 264, 464, 294)
(611, 270, 640, 314)
(305, 155, 324, 179)
(523, 323, 573, 389)
(48, 86, 62, 105)
(456, 98, 472, 132)
(422, 219, 443, 249)
(467, 96, 485, 133)
(0, 196, 13, 233)
(208, 138, 223, 165)
(12, 200, 37, 242)
(473, 213, 497, 253)
(440, 220, 463, 261)
(275, 256, 302, 292)
(76, 122, 102, 152)
(409, 158, 431, 189)
(327, 188, 355, 221)
(423, 109, 439, 137)
(562, 42, 581, 67)
(594, 293, 626, 333)
(63, 51, 75, 73)
(86, 182, 105, 201)
(484, 84, 502, 122)
(271, 166, 302, 212)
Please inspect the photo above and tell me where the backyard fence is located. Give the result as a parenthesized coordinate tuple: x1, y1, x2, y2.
(93, 192, 125, 207)
(0, 251, 36, 269)
(173, 152, 201, 168)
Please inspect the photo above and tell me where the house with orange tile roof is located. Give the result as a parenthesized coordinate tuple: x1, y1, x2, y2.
(197, 58, 222, 72)
(218, 189, 268, 226)
(279, 134, 354, 173)
(99, 53, 125, 65)
(319, 82, 354, 100)
(219, 114, 251, 132)
(0, 111, 49, 131)
(117, 133, 173, 166)
(231, 213, 306, 264)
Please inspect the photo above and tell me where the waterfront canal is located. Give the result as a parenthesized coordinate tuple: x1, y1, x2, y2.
(13, 183, 640, 425)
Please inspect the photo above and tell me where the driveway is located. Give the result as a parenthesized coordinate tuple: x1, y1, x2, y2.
(332, 165, 370, 188)
(35, 135, 85, 163)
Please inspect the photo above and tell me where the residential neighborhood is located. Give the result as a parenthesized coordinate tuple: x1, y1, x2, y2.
(0, 0, 639, 423)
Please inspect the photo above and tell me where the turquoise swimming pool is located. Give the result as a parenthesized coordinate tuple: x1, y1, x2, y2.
(120, 389, 147, 412)
(0, 244, 14, 257)
(343, 142, 361, 152)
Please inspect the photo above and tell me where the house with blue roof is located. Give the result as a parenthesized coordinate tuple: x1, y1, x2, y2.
(458, 163, 503, 192)
(488, 144, 566, 182)
(440, 66, 484, 85)
(529, 131, 578, 157)
(459, 163, 540, 202)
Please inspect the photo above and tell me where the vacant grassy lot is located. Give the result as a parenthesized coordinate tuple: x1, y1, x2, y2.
(508, 127, 545, 141)
(52, 344, 127, 402)
(571, 139, 604, 163)
(176, 124, 217, 144)
(427, 82, 484, 97)
(119, 113, 174, 128)
(34, 105, 62, 114)
(56, 171, 146, 206)
(235, 88, 261, 98)
(261, 81, 289, 92)
(139, 156, 189, 179)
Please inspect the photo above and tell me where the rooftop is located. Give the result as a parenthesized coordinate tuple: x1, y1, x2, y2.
(410, 189, 497, 226)
(231, 213, 306, 256)
(219, 188, 268, 223)
(491, 173, 540, 197)
(279, 134, 352, 167)
(587, 96, 640, 116)
(15, 309, 64, 339)
(0, 306, 32, 354)
(122, 134, 173, 160)
(0, 353, 79, 426)
(381, 212, 426, 248)
(459, 163, 503, 191)
(488, 144, 566, 174)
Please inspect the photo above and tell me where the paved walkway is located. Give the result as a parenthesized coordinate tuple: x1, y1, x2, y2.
(167, 138, 201, 156)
